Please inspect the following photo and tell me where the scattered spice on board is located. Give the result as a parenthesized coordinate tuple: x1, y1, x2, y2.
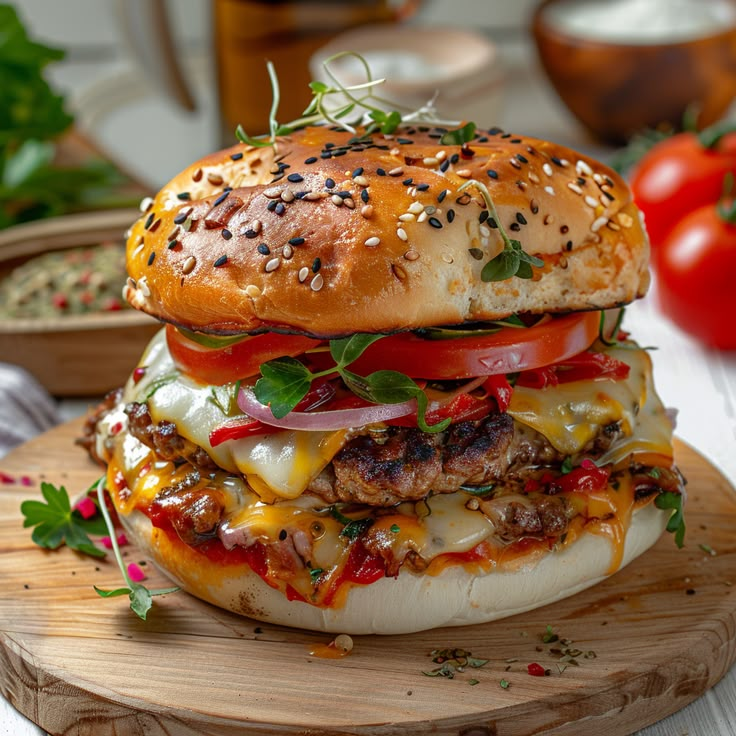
(422, 647, 490, 680)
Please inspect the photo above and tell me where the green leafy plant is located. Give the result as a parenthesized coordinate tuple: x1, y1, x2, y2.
(0, 4, 130, 227)
(655, 491, 686, 548)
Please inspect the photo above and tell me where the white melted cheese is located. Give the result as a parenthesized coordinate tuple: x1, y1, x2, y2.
(125, 329, 344, 500)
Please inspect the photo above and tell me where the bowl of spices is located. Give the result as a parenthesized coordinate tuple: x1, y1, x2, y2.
(0, 209, 160, 396)
(532, 0, 736, 143)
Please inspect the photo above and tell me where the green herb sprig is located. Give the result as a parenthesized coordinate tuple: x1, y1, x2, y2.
(654, 491, 686, 548)
(235, 51, 459, 149)
(458, 179, 544, 282)
(254, 334, 450, 433)
(93, 478, 179, 620)
(21, 481, 108, 557)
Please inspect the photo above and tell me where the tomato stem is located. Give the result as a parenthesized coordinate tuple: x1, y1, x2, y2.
(716, 173, 736, 224)
(697, 120, 736, 150)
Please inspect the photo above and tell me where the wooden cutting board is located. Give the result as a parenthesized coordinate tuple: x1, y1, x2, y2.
(1, 420, 735, 736)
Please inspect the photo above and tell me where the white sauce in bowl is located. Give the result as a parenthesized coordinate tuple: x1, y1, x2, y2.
(543, 0, 736, 44)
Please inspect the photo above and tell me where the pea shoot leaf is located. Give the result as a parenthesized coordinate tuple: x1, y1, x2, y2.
(329, 333, 385, 367)
(655, 491, 686, 548)
(21, 482, 106, 558)
(440, 122, 477, 145)
(254, 357, 312, 418)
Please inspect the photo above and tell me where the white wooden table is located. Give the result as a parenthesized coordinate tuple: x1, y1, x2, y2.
(2, 4, 735, 733)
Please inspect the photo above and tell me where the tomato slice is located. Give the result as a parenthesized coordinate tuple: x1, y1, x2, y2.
(165, 325, 321, 385)
(345, 312, 600, 379)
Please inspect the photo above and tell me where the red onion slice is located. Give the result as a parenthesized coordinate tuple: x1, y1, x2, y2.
(237, 387, 416, 431)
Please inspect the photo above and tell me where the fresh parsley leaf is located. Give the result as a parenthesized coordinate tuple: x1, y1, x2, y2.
(21, 482, 106, 558)
(254, 357, 312, 418)
(655, 491, 686, 548)
(340, 518, 374, 540)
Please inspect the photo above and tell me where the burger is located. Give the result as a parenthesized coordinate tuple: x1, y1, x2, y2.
(82, 120, 685, 635)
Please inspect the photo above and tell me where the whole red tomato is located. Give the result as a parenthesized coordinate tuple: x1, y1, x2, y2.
(630, 126, 736, 256)
(656, 200, 736, 350)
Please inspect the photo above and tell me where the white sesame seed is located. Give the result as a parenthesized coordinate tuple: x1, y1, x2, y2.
(423, 157, 439, 167)
(584, 195, 599, 208)
(481, 238, 489, 248)
(456, 169, 472, 178)
(298, 267, 310, 282)
(397, 227, 408, 242)
(390, 148, 401, 157)
(607, 221, 621, 231)
(388, 167, 404, 176)
(591, 216, 608, 233)
(600, 196, 610, 208)
(436, 150, 447, 161)
(304, 191, 323, 201)
(576, 159, 593, 176)
(353, 175, 369, 187)
(139, 196, 154, 213)
(361, 205, 374, 218)
(399, 213, 416, 222)
(281, 190, 295, 202)
(417, 211, 428, 223)
(543, 163, 554, 177)
(133, 243, 145, 258)
(310, 273, 324, 291)
(560, 158, 570, 167)
(182, 256, 197, 274)
(365, 236, 381, 247)
(344, 197, 355, 209)
(618, 213, 634, 228)
(245, 284, 261, 298)
(480, 225, 491, 238)
(408, 201, 424, 214)
(264, 187, 282, 198)
(265, 257, 281, 272)
(404, 249, 419, 261)
(544, 186, 556, 196)
(567, 182, 583, 195)
(331, 194, 344, 206)
(528, 172, 540, 184)
(282, 244, 293, 259)
(593, 173, 605, 185)
(137, 276, 151, 297)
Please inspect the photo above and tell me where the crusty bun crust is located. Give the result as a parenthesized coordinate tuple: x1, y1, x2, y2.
(119, 501, 667, 635)
(124, 126, 650, 337)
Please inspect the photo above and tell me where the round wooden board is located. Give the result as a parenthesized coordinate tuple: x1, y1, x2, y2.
(1, 420, 735, 736)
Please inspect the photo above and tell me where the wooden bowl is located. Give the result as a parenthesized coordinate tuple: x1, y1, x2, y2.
(0, 210, 160, 397)
(532, 0, 736, 144)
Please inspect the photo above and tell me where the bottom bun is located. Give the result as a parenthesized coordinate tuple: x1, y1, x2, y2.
(119, 502, 668, 635)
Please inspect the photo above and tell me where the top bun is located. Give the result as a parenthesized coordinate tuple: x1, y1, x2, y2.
(124, 125, 649, 338)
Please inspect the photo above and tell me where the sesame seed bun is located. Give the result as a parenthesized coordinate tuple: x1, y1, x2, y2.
(124, 125, 649, 337)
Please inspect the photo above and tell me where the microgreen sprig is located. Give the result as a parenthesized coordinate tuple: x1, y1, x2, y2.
(235, 52, 459, 148)
(654, 491, 686, 549)
(254, 334, 450, 433)
(93, 478, 179, 620)
(458, 179, 544, 282)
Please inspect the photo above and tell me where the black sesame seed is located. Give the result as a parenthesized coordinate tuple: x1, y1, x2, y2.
(144, 212, 155, 229)
(516, 154, 528, 164)
(274, 202, 286, 215)
(450, 153, 460, 164)
(147, 252, 155, 265)
(230, 152, 243, 161)
(278, 162, 290, 170)
(213, 191, 230, 206)
(397, 137, 414, 145)
(416, 183, 430, 192)
(516, 212, 527, 225)
(167, 240, 178, 249)
(447, 209, 455, 223)
(477, 136, 488, 142)
(267, 200, 277, 211)
(488, 127, 503, 135)
(603, 190, 615, 201)
(325, 178, 336, 189)
(605, 176, 615, 187)
(440, 160, 450, 173)
(531, 201, 540, 214)
(428, 217, 443, 229)
(361, 189, 369, 203)
(352, 167, 364, 177)
(566, 240, 573, 251)
(437, 189, 449, 203)
(488, 217, 498, 229)
(487, 169, 498, 179)
(289, 237, 305, 246)
(337, 191, 351, 199)
(257, 243, 270, 255)
(176, 192, 191, 200)
(224, 186, 233, 192)
(214, 255, 228, 267)
(333, 149, 347, 157)
(577, 177, 586, 186)
(551, 156, 564, 166)
(320, 151, 332, 159)
(501, 133, 511, 139)
(287, 173, 304, 183)
(304, 156, 318, 164)
(278, 529, 287, 541)
(402, 178, 413, 186)
(222, 228, 233, 240)
(244, 229, 258, 238)
(312, 257, 321, 273)
(509, 222, 521, 232)
(376, 168, 386, 176)
(479, 210, 489, 224)
(325, 142, 335, 149)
